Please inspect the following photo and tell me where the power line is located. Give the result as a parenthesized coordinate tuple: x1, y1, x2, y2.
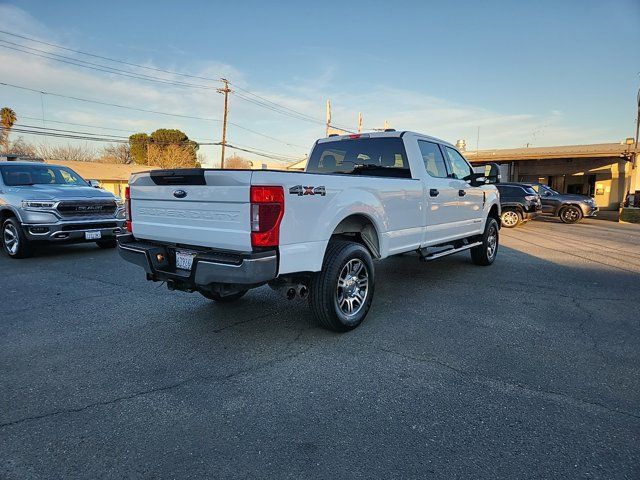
(1, 81, 306, 150)
(0, 40, 217, 90)
(0, 29, 224, 83)
(9, 125, 301, 162)
(0, 29, 357, 132)
(20, 115, 145, 134)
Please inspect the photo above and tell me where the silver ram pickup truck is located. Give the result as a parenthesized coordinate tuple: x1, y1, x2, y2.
(0, 161, 126, 258)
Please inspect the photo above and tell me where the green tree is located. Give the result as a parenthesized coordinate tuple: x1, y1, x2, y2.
(150, 129, 198, 162)
(129, 133, 149, 165)
(1, 107, 17, 152)
(129, 129, 199, 167)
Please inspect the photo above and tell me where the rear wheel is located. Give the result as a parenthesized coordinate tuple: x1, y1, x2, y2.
(199, 289, 248, 302)
(96, 238, 117, 249)
(470, 218, 499, 266)
(500, 209, 521, 228)
(559, 205, 582, 224)
(309, 240, 375, 332)
(2, 217, 32, 259)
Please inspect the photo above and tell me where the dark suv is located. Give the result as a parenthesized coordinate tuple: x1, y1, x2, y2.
(526, 183, 598, 224)
(496, 183, 542, 228)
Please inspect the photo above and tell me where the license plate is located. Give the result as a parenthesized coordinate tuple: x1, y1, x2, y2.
(175, 250, 196, 271)
(85, 231, 102, 240)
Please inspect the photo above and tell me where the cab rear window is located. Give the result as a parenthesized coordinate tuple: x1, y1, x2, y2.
(306, 137, 412, 178)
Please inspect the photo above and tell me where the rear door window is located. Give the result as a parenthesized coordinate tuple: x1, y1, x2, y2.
(306, 137, 412, 178)
(418, 140, 448, 178)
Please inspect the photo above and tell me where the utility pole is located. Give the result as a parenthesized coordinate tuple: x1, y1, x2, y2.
(217, 78, 231, 169)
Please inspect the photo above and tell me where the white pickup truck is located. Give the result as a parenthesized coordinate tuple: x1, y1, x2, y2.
(118, 131, 501, 331)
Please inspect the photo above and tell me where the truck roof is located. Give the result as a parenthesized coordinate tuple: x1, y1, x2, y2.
(316, 130, 456, 149)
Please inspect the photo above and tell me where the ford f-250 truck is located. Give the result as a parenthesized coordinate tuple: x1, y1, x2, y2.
(118, 131, 501, 331)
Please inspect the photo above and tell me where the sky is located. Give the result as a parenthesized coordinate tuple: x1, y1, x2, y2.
(0, 0, 639, 166)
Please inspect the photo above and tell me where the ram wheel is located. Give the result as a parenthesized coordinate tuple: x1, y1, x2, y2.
(470, 218, 499, 266)
(500, 209, 521, 228)
(2, 217, 32, 259)
(309, 240, 375, 332)
(559, 206, 582, 224)
(199, 289, 248, 302)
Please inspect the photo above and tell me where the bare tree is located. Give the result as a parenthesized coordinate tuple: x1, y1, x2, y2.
(225, 154, 252, 169)
(100, 143, 132, 164)
(38, 143, 96, 162)
(5, 137, 37, 156)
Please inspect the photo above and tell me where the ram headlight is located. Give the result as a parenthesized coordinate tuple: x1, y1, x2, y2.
(21, 200, 56, 209)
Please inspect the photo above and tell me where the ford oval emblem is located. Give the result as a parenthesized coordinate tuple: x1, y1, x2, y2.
(173, 189, 187, 199)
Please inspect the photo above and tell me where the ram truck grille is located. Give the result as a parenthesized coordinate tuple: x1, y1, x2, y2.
(56, 200, 117, 217)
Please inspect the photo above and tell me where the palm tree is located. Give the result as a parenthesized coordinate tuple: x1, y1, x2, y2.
(1, 107, 17, 152)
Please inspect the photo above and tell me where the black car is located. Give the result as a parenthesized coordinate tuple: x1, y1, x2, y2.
(526, 183, 598, 224)
(496, 183, 542, 228)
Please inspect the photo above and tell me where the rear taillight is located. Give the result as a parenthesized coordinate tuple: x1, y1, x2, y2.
(124, 186, 132, 232)
(250, 186, 284, 247)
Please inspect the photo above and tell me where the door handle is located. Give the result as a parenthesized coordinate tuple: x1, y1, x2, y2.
(429, 189, 439, 197)
(458, 190, 466, 197)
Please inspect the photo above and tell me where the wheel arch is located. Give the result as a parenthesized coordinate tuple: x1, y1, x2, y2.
(329, 213, 381, 259)
(488, 203, 501, 227)
(0, 207, 19, 224)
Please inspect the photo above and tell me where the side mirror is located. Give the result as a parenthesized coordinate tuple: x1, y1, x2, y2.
(468, 173, 488, 187)
(88, 179, 101, 188)
(483, 163, 501, 184)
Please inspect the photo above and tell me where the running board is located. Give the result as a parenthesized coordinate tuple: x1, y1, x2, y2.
(418, 241, 482, 262)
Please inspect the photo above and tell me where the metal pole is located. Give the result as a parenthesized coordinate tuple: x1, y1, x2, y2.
(217, 78, 231, 169)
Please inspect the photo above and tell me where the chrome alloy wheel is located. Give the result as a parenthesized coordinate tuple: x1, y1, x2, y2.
(501, 211, 519, 227)
(3, 223, 19, 255)
(487, 224, 498, 259)
(561, 207, 580, 223)
(336, 259, 369, 317)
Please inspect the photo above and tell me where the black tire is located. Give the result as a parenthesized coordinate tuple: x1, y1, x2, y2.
(96, 238, 117, 249)
(470, 218, 499, 266)
(2, 217, 32, 259)
(559, 205, 583, 224)
(309, 240, 375, 332)
(500, 209, 522, 228)
(199, 289, 248, 302)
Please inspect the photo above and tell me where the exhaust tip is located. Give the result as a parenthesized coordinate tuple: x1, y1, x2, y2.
(298, 285, 309, 300)
(286, 288, 296, 300)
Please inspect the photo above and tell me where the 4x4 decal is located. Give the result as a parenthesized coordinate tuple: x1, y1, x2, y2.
(289, 185, 326, 196)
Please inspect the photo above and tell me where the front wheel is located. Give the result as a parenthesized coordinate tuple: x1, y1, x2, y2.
(309, 241, 375, 332)
(470, 218, 499, 266)
(500, 209, 521, 228)
(2, 217, 32, 258)
(559, 206, 582, 224)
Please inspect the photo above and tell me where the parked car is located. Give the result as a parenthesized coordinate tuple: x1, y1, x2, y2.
(0, 161, 126, 258)
(118, 131, 502, 332)
(527, 183, 598, 224)
(495, 183, 542, 227)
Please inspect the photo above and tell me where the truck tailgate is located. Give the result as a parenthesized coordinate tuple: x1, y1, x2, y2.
(130, 169, 252, 252)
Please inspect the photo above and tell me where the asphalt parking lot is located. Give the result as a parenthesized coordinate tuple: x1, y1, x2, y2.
(1, 217, 639, 479)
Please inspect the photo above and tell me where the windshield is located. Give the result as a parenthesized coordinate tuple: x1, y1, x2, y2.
(0, 164, 88, 187)
(306, 137, 412, 178)
(532, 184, 558, 195)
(540, 185, 559, 195)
